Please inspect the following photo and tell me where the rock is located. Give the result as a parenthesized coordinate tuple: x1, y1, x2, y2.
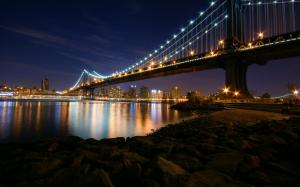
(240, 140, 255, 152)
(62, 136, 82, 147)
(96, 169, 114, 187)
(48, 142, 59, 152)
(206, 152, 244, 176)
(168, 153, 203, 172)
(187, 169, 233, 187)
(100, 137, 126, 146)
(34, 159, 62, 176)
(246, 155, 261, 169)
(139, 178, 160, 187)
(155, 157, 189, 187)
(157, 156, 187, 176)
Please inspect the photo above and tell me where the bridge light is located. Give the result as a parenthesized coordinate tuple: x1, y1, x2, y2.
(248, 42, 252, 48)
(210, 1, 215, 6)
(190, 20, 194, 25)
(164, 56, 168, 61)
(181, 28, 185, 32)
(200, 12, 204, 16)
(173, 60, 176, 64)
(151, 61, 155, 66)
(234, 91, 239, 97)
(294, 90, 299, 95)
(273, 0, 277, 3)
(154, 50, 158, 53)
(160, 45, 164, 49)
(139, 69, 142, 72)
(148, 66, 152, 70)
(166, 40, 170, 44)
(160, 64, 163, 67)
(189, 42, 192, 46)
(258, 32, 264, 39)
(225, 15, 228, 19)
(258, 1, 262, 5)
(173, 34, 177, 38)
(190, 50, 195, 56)
(210, 51, 215, 56)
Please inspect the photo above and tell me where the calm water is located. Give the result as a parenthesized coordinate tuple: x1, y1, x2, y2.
(0, 100, 192, 143)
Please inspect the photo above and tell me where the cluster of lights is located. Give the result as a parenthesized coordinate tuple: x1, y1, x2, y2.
(222, 87, 240, 97)
(246, 0, 297, 6)
(113, 1, 222, 77)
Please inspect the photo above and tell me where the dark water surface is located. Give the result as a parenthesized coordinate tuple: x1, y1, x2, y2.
(0, 101, 192, 142)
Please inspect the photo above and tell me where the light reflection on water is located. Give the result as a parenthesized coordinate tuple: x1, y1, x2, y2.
(0, 101, 192, 142)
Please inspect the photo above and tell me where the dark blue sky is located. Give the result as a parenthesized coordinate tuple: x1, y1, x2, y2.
(0, 0, 299, 96)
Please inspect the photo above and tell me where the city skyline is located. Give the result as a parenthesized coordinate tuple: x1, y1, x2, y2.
(0, 0, 299, 96)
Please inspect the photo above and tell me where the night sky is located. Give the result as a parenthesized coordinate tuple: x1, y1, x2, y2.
(0, 0, 299, 96)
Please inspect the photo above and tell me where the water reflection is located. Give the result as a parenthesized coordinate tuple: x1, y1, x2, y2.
(0, 101, 192, 142)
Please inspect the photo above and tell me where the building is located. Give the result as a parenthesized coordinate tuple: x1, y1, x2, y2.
(41, 78, 49, 91)
(150, 89, 164, 99)
(128, 85, 137, 98)
(139, 86, 149, 98)
(170, 86, 182, 99)
(108, 86, 123, 98)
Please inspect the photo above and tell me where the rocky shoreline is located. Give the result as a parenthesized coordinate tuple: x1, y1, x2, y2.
(0, 110, 300, 187)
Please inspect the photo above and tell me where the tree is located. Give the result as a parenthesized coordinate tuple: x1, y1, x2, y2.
(287, 83, 296, 93)
(261, 93, 271, 99)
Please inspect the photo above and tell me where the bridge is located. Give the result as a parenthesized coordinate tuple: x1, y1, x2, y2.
(65, 0, 300, 97)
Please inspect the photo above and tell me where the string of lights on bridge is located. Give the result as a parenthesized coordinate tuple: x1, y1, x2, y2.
(67, 0, 300, 93)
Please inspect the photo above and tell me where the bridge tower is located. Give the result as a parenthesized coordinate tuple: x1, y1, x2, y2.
(224, 0, 250, 97)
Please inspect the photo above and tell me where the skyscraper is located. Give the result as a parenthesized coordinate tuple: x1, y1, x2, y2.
(139, 86, 149, 98)
(128, 85, 137, 98)
(41, 78, 49, 91)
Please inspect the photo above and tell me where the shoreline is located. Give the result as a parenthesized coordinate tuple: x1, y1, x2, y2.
(0, 109, 300, 186)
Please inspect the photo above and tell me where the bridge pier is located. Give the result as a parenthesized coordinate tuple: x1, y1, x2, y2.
(225, 60, 250, 97)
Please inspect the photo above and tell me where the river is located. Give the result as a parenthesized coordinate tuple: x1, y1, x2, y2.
(0, 100, 193, 142)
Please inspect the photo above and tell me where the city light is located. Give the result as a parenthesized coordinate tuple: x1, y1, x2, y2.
(210, 51, 215, 56)
(234, 91, 239, 96)
(258, 32, 264, 39)
(294, 89, 299, 95)
(190, 50, 195, 56)
(248, 43, 252, 48)
(223, 87, 229, 94)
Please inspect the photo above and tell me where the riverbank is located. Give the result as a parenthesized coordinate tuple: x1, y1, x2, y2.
(0, 110, 300, 187)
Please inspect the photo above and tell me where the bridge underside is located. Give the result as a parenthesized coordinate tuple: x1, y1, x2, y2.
(73, 35, 300, 98)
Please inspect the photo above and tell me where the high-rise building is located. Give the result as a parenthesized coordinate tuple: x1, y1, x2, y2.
(128, 85, 137, 98)
(139, 86, 149, 98)
(41, 78, 49, 91)
(108, 86, 123, 98)
(170, 86, 182, 99)
(151, 89, 164, 99)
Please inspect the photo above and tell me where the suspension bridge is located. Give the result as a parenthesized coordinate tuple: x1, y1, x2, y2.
(64, 0, 300, 97)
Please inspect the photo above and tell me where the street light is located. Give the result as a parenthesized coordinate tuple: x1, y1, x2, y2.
(190, 50, 195, 56)
(258, 32, 264, 39)
(223, 87, 229, 94)
(218, 40, 224, 48)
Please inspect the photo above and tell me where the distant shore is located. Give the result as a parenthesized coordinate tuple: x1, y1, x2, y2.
(0, 109, 299, 186)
